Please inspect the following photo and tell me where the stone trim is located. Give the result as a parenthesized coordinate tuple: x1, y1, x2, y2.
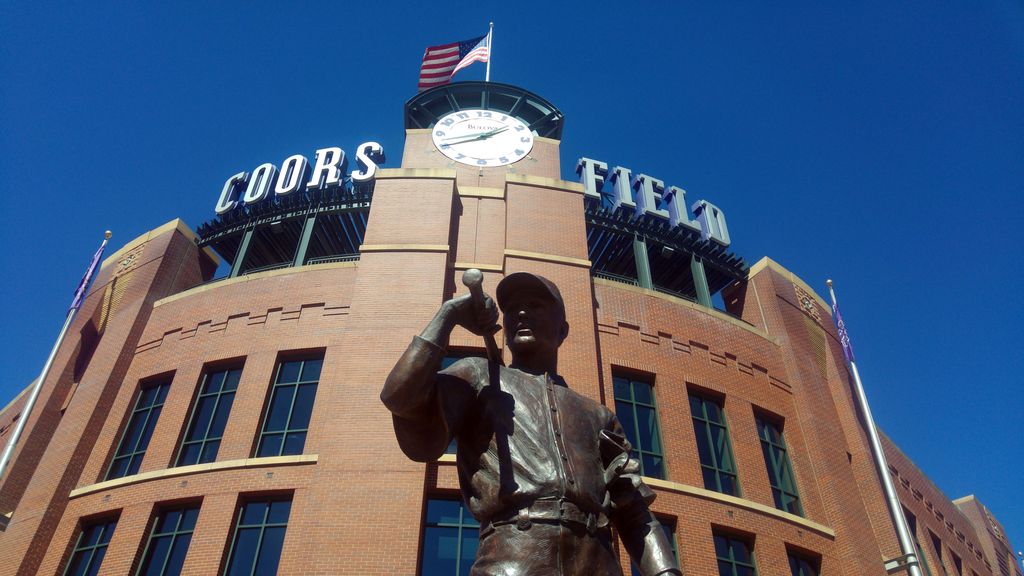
(643, 476, 836, 538)
(69, 454, 319, 499)
(360, 244, 450, 253)
(505, 173, 584, 194)
(376, 168, 457, 180)
(504, 249, 591, 268)
(458, 186, 505, 199)
(453, 262, 503, 272)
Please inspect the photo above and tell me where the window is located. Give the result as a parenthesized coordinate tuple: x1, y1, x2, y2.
(929, 531, 950, 576)
(63, 518, 117, 576)
(107, 381, 170, 479)
(631, 519, 678, 576)
(904, 508, 934, 576)
(613, 374, 666, 479)
(787, 549, 820, 576)
(755, 414, 802, 515)
(224, 499, 292, 576)
(951, 552, 962, 576)
(714, 532, 757, 576)
(137, 506, 199, 576)
(255, 357, 322, 458)
(690, 392, 739, 495)
(178, 367, 242, 466)
(421, 497, 479, 576)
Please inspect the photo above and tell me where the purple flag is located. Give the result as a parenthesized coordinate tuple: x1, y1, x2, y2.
(69, 240, 107, 312)
(831, 302, 856, 363)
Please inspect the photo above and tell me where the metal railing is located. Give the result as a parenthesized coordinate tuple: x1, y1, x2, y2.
(242, 262, 291, 276)
(306, 254, 360, 265)
(593, 271, 639, 286)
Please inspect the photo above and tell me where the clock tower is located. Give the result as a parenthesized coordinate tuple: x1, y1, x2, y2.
(402, 82, 565, 186)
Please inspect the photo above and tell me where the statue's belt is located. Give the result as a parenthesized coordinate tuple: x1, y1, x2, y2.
(482, 499, 610, 536)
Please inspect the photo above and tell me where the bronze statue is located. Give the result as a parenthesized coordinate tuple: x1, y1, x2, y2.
(381, 271, 682, 576)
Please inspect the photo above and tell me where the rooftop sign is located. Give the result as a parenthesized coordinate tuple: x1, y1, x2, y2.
(577, 157, 731, 247)
(215, 142, 385, 214)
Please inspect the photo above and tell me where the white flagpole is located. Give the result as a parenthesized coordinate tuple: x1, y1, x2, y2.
(826, 279, 923, 576)
(0, 231, 111, 482)
(485, 22, 493, 82)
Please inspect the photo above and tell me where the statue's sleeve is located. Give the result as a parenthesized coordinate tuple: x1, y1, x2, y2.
(601, 410, 683, 576)
(381, 336, 473, 462)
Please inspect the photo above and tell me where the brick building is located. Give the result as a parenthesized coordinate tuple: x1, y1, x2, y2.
(0, 82, 1017, 576)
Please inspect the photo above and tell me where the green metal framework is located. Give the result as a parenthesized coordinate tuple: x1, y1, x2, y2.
(421, 497, 480, 576)
(613, 375, 666, 479)
(714, 532, 758, 576)
(197, 185, 371, 279)
(63, 518, 118, 576)
(689, 392, 740, 496)
(177, 367, 242, 466)
(585, 202, 748, 309)
(107, 381, 170, 480)
(136, 506, 199, 576)
(223, 499, 292, 576)
(755, 414, 803, 515)
(405, 82, 564, 139)
(255, 358, 322, 458)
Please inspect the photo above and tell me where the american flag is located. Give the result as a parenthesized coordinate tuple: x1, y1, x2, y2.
(418, 33, 490, 91)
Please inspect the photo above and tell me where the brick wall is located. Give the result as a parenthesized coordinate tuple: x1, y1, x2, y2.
(0, 118, 1010, 576)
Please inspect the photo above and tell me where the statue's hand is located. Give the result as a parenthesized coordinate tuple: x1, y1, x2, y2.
(443, 292, 500, 337)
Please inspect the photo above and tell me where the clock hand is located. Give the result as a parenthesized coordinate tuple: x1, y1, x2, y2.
(438, 133, 489, 144)
(481, 126, 508, 138)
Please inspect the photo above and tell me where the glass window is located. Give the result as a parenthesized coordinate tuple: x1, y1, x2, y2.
(755, 414, 802, 515)
(613, 374, 666, 479)
(929, 531, 950, 576)
(63, 518, 117, 576)
(951, 552, 962, 576)
(714, 532, 757, 576)
(107, 381, 170, 479)
(224, 499, 292, 576)
(690, 392, 740, 495)
(256, 357, 322, 458)
(178, 367, 242, 466)
(138, 506, 200, 576)
(904, 508, 934, 576)
(421, 497, 479, 576)
(631, 519, 678, 576)
(787, 549, 820, 576)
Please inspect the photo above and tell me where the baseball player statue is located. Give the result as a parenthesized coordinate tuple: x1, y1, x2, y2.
(381, 271, 682, 576)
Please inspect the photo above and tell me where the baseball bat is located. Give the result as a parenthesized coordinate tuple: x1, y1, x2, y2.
(461, 268, 503, 365)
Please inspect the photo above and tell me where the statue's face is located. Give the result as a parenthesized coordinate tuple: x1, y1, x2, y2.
(503, 289, 567, 355)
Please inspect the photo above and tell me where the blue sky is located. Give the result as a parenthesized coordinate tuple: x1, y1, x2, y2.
(2, 0, 1021, 557)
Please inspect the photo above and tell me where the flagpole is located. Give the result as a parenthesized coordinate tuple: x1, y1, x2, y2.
(827, 279, 923, 576)
(485, 22, 493, 82)
(0, 231, 111, 483)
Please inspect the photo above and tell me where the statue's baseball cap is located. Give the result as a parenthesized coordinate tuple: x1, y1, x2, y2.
(495, 272, 565, 316)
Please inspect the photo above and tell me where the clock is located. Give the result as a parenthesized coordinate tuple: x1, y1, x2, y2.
(431, 109, 534, 167)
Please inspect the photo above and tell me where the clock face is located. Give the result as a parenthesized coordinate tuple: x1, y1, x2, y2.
(431, 110, 534, 167)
